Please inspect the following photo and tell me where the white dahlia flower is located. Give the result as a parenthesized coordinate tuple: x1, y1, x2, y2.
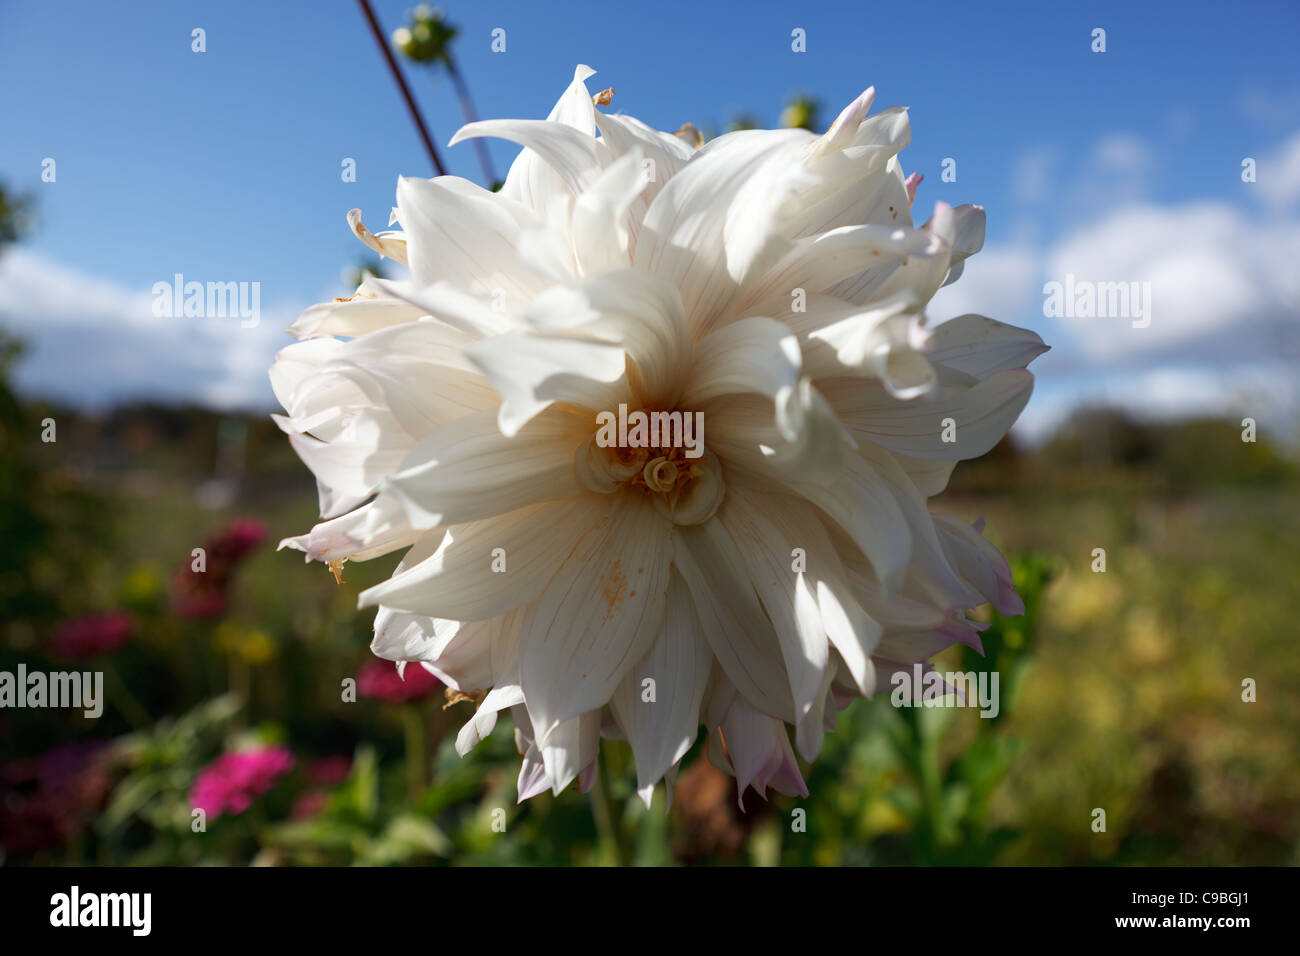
(273, 66, 1047, 807)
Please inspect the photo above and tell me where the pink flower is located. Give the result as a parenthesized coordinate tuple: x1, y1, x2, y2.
(49, 612, 133, 659)
(208, 518, 268, 565)
(189, 745, 295, 819)
(303, 755, 351, 786)
(289, 790, 330, 820)
(356, 658, 441, 703)
(0, 742, 113, 854)
(171, 518, 268, 620)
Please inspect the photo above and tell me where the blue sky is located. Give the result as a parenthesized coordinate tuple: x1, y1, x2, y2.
(2, 0, 1298, 436)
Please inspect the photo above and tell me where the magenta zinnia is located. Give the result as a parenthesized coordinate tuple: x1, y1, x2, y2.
(189, 746, 295, 819)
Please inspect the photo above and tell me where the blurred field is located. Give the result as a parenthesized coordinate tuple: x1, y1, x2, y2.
(2, 346, 1298, 865)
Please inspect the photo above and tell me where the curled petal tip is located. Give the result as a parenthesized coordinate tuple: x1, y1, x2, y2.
(904, 172, 923, 203)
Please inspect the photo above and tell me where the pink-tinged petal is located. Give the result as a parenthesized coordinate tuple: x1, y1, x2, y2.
(904, 172, 923, 204)
(718, 697, 808, 808)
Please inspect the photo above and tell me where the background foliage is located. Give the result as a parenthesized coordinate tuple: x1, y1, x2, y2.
(2, 353, 1296, 865)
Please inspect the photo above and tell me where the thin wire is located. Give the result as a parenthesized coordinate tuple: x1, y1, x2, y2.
(355, 0, 448, 177)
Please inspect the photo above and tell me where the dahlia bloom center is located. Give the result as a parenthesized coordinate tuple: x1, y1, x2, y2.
(574, 405, 721, 525)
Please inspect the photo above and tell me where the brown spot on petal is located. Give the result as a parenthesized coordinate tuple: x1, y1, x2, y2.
(601, 559, 629, 621)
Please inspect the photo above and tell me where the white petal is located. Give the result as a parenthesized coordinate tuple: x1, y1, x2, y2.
(940, 204, 987, 287)
(395, 176, 548, 300)
(357, 495, 610, 620)
(278, 495, 421, 563)
(465, 331, 629, 437)
(287, 284, 424, 340)
(634, 128, 809, 334)
(890, 452, 958, 498)
(933, 514, 1024, 616)
(383, 407, 589, 528)
(738, 223, 933, 313)
(522, 269, 692, 410)
(371, 278, 515, 338)
(520, 495, 672, 743)
(452, 118, 599, 199)
(749, 492, 884, 698)
(456, 683, 525, 756)
(924, 314, 1049, 379)
(703, 384, 849, 487)
(718, 696, 808, 807)
(784, 447, 912, 590)
(717, 497, 828, 718)
(570, 149, 650, 274)
(540, 710, 602, 795)
(499, 65, 599, 214)
(370, 607, 455, 666)
(672, 519, 797, 723)
(794, 665, 838, 761)
(819, 368, 1034, 460)
(592, 111, 693, 255)
(680, 316, 802, 416)
(420, 608, 523, 691)
(347, 208, 407, 264)
(850, 440, 982, 608)
(840, 201, 956, 309)
(609, 570, 713, 789)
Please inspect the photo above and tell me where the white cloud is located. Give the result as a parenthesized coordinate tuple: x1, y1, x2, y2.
(1046, 202, 1300, 361)
(1091, 133, 1154, 175)
(1239, 87, 1300, 129)
(929, 194, 1300, 440)
(930, 245, 1041, 325)
(0, 248, 301, 410)
(1254, 132, 1300, 212)
(1010, 145, 1061, 205)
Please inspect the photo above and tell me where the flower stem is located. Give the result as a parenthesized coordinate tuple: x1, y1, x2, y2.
(402, 703, 426, 804)
(592, 751, 631, 866)
(443, 54, 497, 187)
(103, 661, 151, 729)
(355, 0, 448, 176)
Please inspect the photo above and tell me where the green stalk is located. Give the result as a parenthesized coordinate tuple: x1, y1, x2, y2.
(403, 702, 427, 804)
(591, 751, 631, 866)
(103, 661, 151, 730)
